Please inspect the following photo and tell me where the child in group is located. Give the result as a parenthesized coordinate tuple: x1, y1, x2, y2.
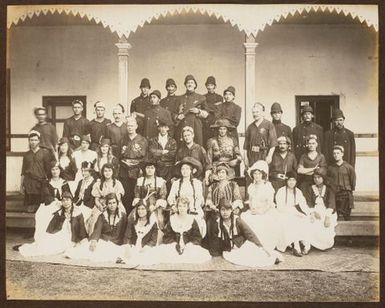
(66, 193, 127, 262)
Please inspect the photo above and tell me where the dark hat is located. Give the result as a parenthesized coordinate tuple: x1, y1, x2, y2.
(176, 157, 203, 176)
(184, 74, 197, 86)
(156, 118, 172, 127)
(140, 78, 151, 89)
(223, 86, 235, 96)
(218, 198, 233, 210)
(215, 162, 230, 174)
(333, 145, 345, 153)
(81, 135, 91, 143)
(205, 76, 216, 86)
(62, 190, 73, 200)
(99, 138, 111, 146)
(58, 137, 70, 145)
(72, 99, 84, 107)
(285, 171, 297, 181)
(141, 159, 157, 171)
(150, 90, 162, 99)
(165, 78, 177, 88)
(313, 168, 327, 179)
(81, 161, 94, 170)
(332, 109, 345, 120)
(271, 102, 283, 113)
(301, 105, 313, 114)
(210, 118, 235, 129)
(49, 160, 60, 169)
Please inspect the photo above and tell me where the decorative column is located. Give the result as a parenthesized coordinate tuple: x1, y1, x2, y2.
(243, 34, 258, 121)
(115, 37, 132, 115)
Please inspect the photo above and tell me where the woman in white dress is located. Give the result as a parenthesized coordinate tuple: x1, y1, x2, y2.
(118, 200, 160, 265)
(156, 196, 211, 264)
(18, 191, 88, 257)
(305, 168, 338, 251)
(206, 199, 280, 267)
(242, 160, 286, 256)
(167, 157, 206, 237)
(66, 193, 127, 262)
(275, 172, 312, 256)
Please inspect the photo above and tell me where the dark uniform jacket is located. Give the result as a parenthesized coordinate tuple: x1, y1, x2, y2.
(206, 216, 262, 256)
(89, 118, 112, 150)
(143, 105, 173, 139)
(148, 135, 177, 181)
(175, 91, 208, 146)
(272, 120, 293, 142)
(31, 122, 58, 151)
(160, 94, 179, 136)
(90, 211, 128, 245)
(327, 162, 356, 192)
(292, 121, 324, 161)
(131, 94, 151, 135)
(105, 122, 128, 158)
(46, 209, 88, 243)
(119, 134, 148, 179)
(122, 216, 158, 247)
(204, 92, 223, 144)
(244, 119, 277, 166)
(63, 116, 90, 149)
(215, 101, 242, 142)
(269, 150, 297, 191)
(324, 127, 356, 167)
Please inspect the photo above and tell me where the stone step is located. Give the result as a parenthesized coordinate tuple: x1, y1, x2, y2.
(6, 212, 35, 228)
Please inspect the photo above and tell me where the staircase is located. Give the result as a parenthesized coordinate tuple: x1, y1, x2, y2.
(6, 190, 379, 237)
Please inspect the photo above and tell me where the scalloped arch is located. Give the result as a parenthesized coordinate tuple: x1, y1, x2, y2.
(7, 4, 378, 38)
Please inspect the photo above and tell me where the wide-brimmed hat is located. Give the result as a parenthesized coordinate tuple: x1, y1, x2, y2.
(247, 160, 269, 178)
(210, 119, 235, 129)
(175, 157, 203, 176)
(156, 118, 172, 127)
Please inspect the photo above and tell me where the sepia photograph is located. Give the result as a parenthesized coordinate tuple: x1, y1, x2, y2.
(4, 2, 380, 302)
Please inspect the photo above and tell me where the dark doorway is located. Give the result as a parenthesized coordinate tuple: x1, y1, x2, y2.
(295, 95, 340, 131)
(42, 96, 87, 136)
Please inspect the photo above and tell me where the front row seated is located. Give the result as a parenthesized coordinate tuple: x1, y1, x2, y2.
(17, 159, 338, 266)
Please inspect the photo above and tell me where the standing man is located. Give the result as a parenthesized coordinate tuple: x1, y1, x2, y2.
(244, 102, 277, 168)
(105, 104, 128, 158)
(131, 78, 151, 135)
(31, 107, 58, 152)
(270, 102, 293, 142)
(63, 99, 90, 149)
(175, 74, 208, 147)
(143, 90, 173, 139)
(269, 136, 297, 191)
(148, 119, 177, 185)
(20, 131, 55, 212)
(89, 101, 111, 151)
(324, 109, 356, 167)
(327, 145, 356, 221)
(176, 126, 211, 183)
(215, 86, 242, 143)
(160, 78, 179, 137)
(292, 105, 324, 161)
(119, 117, 148, 213)
(203, 76, 223, 146)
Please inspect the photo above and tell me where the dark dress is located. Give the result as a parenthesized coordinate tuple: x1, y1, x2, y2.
(74, 178, 96, 208)
(122, 215, 158, 247)
(90, 211, 128, 245)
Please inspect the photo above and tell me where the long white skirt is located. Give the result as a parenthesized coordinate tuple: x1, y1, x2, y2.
(120, 245, 162, 266)
(65, 239, 125, 263)
(155, 243, 211, 264)
(308, 205, 338, 250)
(19, 220, 73, 257)
(223, 241, 280, 267)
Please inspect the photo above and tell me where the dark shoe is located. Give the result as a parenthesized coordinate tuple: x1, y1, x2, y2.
(12, 244, 22, 251)
(293, 248, 302, 257)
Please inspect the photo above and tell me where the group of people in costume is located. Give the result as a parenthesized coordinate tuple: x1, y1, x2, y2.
(17, 74, 357, 266)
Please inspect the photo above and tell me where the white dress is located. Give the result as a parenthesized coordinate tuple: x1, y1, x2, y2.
(19, 203, 80, 257)
(72, 149, 98, 183)
(244, 181, 286, 252)
(275, 187, 313, 250)
(167, 178, 207, 237)
(156, 215, 211, 264)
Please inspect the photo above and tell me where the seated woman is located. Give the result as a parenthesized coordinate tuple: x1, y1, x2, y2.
(66, 193, 127, 262)
(88, 163, 126, 235)
(206, 199, 280, 267)
(167, 157, 206, 237)
(119, 200, 160, 265)
(304, 168, 338, 251)
(18, 191, 88, 257)
(205, 163, 243, 219)
(94, 138, 119, 178)
(242, 160, 286, 256)
(56, 137, 78, 194)
(132, 159, 168, 231)
(157, 196, 211, 264)
(297, 134, 327, 193)
(275, 172, 312, 256)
